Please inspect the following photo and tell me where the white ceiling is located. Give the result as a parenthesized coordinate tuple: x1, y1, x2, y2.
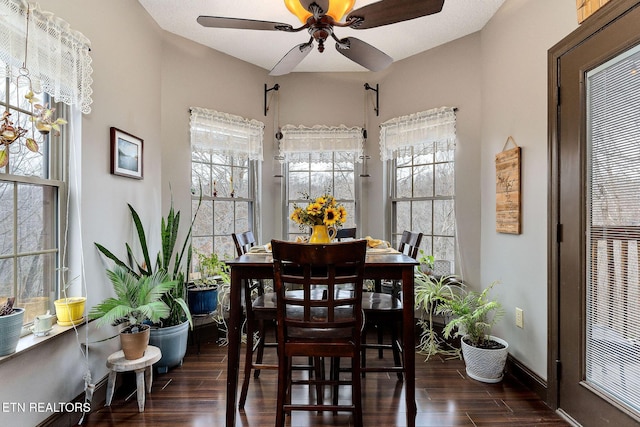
(138, 0, 506, 73)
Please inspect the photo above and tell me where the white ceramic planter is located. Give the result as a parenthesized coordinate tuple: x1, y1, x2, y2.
(461, 335, 509, 383)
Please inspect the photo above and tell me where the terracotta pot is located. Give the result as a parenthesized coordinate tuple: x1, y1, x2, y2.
(120, 324, 150, 360)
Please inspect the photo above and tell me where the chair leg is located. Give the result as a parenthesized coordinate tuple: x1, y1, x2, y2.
(239, 318, 256, 409)
(361, 327, 367, 378)
(391, 321, 403, 381)
(253, 320, 267, 379)
(276, 354, 288, 427)
(377, 325, 384, 359)
(314, 357, 324, 408)
(352, 354, 363, 427)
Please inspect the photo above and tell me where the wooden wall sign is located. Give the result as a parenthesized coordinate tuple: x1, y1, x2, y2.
(496, 136, 521, 234)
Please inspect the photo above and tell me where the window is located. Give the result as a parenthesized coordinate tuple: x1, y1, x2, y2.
(279, 125, 363, 241)
(381, 107, 457, 268)
(189, 108, 263, 260)
(0, 78, 66, 325)
(285, 152, 358, 241)
(0, 0, 91, 329)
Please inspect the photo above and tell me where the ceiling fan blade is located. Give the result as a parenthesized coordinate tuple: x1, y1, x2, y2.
(348, 0, 445, 29)
(269, 42, 314, 76)
(197, 16, 293, 31)
(335, 37, 393, 72)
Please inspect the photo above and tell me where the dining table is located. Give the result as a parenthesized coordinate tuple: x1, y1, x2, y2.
(224, 246, 419, 427)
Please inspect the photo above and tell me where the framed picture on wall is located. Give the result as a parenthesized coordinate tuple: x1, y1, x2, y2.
(110, 127, 143, 179)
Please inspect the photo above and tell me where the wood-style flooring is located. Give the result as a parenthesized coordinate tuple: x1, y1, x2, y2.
(81, 330, 570, 427)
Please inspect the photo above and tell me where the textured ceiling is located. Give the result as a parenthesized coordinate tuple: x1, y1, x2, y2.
(138, 0, 505, 73)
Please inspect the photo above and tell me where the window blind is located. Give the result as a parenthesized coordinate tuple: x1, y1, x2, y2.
(586, 42, 640, 415)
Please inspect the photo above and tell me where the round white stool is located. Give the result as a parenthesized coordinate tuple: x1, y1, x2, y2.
(105, 345, 161, 412)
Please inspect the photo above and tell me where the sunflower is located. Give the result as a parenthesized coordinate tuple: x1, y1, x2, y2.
(337, 205, 347, 223)
(324, 207, 341, 226)
(306, 202, 323, 217)
(290, 208, 303, 224)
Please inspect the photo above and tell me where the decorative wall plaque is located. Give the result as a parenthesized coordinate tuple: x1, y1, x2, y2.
(495, 136, 521, 234)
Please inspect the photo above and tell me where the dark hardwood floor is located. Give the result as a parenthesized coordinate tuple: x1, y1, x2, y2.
(81, 329, 569, 427)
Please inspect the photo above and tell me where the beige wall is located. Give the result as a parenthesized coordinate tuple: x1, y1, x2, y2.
(480, 0, 577, 379)
(0, 1, 580, 425)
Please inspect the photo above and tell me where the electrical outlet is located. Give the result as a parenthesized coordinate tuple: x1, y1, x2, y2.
(515, 307, 524, 328)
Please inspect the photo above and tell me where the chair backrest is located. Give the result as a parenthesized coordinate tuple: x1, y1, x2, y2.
(398, 230, 423, 260)
(232, 231, 256, 256)
(335, 227, 357, 241)
(271, 240, 367, 343)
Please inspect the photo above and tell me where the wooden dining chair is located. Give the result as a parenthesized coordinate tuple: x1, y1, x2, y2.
(335, 227, 357, 241)
(271, 239, 367, 427)
(232, 231, 276, 409)
(363, 230, 423, 379)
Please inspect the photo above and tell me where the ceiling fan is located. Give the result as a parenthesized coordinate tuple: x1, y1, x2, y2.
(197, 0, 446, 76)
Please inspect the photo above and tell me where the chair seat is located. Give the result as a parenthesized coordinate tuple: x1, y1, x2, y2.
(362, 292, 402, 311)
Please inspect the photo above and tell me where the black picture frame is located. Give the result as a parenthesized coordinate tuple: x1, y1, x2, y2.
(110, 127, 143, 179)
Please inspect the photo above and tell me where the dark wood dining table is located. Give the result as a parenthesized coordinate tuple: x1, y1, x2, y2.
(224, 249, 419, 427)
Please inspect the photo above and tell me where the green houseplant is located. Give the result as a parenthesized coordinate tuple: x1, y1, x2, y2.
(437, 281, 509, 383)
(89, 267, 177, 360)
(187, 251, 229, 315)
(414, 272, 464, 360)
(95, 198, 200, 371)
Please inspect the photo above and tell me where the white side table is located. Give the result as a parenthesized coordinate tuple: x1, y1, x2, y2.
(105, 345, 162, 412)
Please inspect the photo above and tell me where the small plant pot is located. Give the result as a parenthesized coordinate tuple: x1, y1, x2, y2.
(187, 285, 218, 315)
(54, 297, 86, 325)
(120, 324, 151, 360)
(0, 308, 25, 356)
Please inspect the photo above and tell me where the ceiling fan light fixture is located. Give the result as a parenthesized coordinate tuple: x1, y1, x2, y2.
(284, 0, 355, 23)
(284, 0, 313, 23)
(326, 0, 356, 22)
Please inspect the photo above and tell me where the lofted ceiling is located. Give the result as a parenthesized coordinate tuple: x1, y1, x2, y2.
(138, 0, 506, 74)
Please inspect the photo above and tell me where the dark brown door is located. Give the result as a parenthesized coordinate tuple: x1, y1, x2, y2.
(550, 1, 640, 426)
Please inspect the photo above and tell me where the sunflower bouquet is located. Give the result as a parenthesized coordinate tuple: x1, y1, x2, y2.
(290, 193, 347, 229)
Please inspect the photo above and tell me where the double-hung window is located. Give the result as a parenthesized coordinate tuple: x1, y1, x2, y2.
(190, 108, 264, 260)
(381, 107, 457, 269)
(279, 125, 362, 241)
(0, 0, 92, 327)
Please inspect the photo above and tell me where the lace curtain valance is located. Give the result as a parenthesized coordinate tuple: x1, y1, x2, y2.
(190, 107, 264, 161)
(279, 124, 364, 163)
(379, 107, 456, 161)
(0, 0, 93, 113)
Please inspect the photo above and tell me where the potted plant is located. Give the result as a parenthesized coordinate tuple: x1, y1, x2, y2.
(0, 297, 25, 356)
(188, 251, 228, 315)
(95, 197, 200, 372)
(89, 267, 177, 360)
(437, 281, 508, 383)
(417, 250, 435, 275)
(414, 272, 463, 360)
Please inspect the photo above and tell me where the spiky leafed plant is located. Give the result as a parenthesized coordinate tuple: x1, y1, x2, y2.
(94, 195, 201, 328)
(89, 267, 177, 328)
(437, 281, 504, 348)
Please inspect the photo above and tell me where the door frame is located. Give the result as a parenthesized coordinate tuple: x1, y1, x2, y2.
(548, 0, 640, 414)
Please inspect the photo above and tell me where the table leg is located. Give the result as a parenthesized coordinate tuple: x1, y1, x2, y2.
(402, 266, 417, 427)
(135, 368, 145, 412)
(105, 370, 117, 407)
(226, 268, 242, 426)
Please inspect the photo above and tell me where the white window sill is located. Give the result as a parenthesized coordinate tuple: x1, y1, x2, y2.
(0, 321, 88, 366)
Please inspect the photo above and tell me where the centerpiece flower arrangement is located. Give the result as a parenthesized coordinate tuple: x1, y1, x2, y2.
(290, 193, 347, 242)
(291, 193, 347, 228)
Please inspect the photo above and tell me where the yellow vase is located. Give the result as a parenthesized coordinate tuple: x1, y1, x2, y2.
(309, 225, 337, 243)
